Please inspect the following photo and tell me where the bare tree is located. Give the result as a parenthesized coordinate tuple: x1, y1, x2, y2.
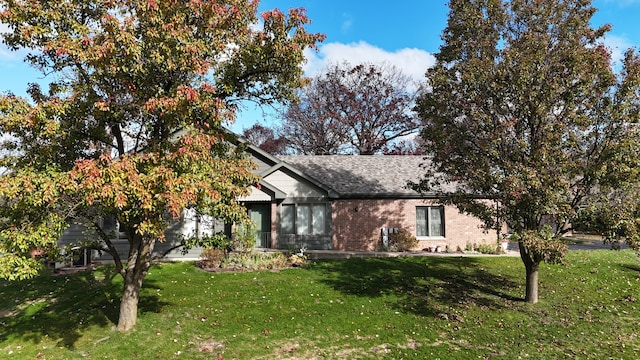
(242, 123, 287, 155)
(281, 62, 422, 154)
(383, 136, 426, 155)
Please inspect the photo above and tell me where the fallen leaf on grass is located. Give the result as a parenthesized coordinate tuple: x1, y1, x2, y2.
(198, 338, 224, 353)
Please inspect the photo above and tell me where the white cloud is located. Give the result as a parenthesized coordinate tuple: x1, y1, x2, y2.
(303, 41, 436, 83)
(340, 13, 352, 33)
(234, 42, 437, 132)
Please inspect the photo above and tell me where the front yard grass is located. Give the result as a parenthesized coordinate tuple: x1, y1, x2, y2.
(1, 250, 639, 359)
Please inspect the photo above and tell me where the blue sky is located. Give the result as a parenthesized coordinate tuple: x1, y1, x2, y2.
(1, 0, 639, 133)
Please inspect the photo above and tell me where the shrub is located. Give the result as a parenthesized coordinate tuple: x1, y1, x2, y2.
(221, 251, 290, 270)
(233, 222, 257, 253)
(287, 247, 307, 266)
(183, 232, 232, 257)
(195, 233, 234, 269)
(465, 242, 474, 252)
(476, 243, 499, 254)
(199, 248, 227, 269)
(387, 229, 418, 252)
(200, 233, 233, 250)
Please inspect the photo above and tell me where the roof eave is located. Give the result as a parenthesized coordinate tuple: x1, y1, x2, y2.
(331, 192, 493, 200)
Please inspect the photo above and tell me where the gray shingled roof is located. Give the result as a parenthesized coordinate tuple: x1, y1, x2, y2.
(278, 155, 449, 198)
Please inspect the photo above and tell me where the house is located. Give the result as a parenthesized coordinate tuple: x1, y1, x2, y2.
(58, 142, 498, 264)
(241, 145, 496, 252)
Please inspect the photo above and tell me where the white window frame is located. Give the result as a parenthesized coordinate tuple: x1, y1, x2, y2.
(281, 203, 327, 235)
(416, 206, 445, 238)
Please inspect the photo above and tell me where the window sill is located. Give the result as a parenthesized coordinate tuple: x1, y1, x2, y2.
(416, 236, 446, 241)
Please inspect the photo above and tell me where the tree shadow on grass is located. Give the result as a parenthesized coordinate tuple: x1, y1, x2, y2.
(0, 266, 169, 349)
(620, 263, 640, 272)
(315, 256, 521, 318)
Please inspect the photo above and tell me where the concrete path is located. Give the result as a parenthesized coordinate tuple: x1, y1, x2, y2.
(305, 240, 628, 260)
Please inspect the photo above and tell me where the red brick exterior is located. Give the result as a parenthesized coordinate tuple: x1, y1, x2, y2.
(331, 199, 497, 251)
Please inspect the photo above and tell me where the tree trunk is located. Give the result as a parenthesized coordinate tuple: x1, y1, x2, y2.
(117, 269, 144, 331)
(524, 261, 539, 303)
(518, 241, 540, 304)
(116, 233, 156, 331)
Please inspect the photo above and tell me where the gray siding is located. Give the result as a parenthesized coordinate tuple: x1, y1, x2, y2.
(58, 211, 229, 263)
(264, 170, 325, 198)
(59, 222, 96, 245)
(253, 155, 274, 174)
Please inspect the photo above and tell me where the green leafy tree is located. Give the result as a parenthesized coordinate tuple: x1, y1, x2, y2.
(578, 183, 640, 254)
(413, 0, 640, 303)
(0, 0, 324, 330)
(578, 132, 640, 255)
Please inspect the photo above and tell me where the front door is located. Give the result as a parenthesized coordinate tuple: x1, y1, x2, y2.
(247, 203, 271, 248)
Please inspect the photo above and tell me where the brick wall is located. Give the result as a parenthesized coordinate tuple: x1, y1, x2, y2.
(331, 199, 497, 251)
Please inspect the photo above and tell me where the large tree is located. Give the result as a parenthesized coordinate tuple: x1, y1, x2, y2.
(242, 123, 287, 154)
(0, 0, 323, 330)
(280, 61, 421, 154)
(413, 0, 640, 303)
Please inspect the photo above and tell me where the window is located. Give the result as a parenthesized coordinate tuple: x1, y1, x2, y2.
(101, 216, 127, 239)
(416, 206, 444, 237)
(282, 205, 295, 234)
(281, 203, 326, 235)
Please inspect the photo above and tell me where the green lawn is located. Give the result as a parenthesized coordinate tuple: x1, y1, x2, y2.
(1, 250, 639, 359)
